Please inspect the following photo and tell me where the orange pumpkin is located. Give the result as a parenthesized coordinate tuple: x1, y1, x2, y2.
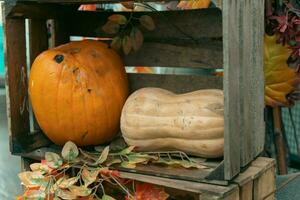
(29, 40, 128, 146)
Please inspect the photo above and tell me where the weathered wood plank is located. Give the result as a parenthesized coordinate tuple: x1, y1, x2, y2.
(122, 41, 222, 69)
(222, 0, 241, 180)
(3, 16, 30, 154)
(119, 171, 237, 197)
(6, 5, 222, 40)
(253, 166, 276, 200)
(68, 9, 222, 39)
(116, 164, 213, 183)
(239, 0, 265, 167)
(29, 19, 48, 131)
(222, 0, 265, 179)
(128, 73, 223, 94)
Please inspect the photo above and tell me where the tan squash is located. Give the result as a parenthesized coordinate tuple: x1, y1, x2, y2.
(121, 88, 224, 158)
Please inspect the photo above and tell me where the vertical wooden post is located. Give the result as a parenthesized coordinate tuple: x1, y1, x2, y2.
(3, 15, 29, 153)
(273, 107, 287, 175)
(223, 0, 265, 180)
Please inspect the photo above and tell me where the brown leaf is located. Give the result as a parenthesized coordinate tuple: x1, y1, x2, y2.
(111, 37, 122, 51)
(82, 167, 99, 187)
(55, 176, 78, 189)
(108, 14, 127, 25)
(102, 21, 120, 34)
(122, 36, 132, 55)
(130, 28, 144, 51)
(18, 171, 45, 188)
(139, 15, 155, 31)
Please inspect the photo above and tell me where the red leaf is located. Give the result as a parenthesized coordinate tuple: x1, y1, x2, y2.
(126, 183, 169, 200)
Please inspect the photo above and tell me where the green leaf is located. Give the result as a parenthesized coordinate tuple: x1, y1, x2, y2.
(122, 36, 132, 55)
(45, 152, 63, 169)
(102, 21, 120, 34)
(117, 146, 135, 155)
(102, 194, 116, 200)
(130, 27, 144, 51)
(127, 155, 149, 164)
(108, 14, 127, 25)
(139, 15, 155, 31)
(69, 185, 92, 197)
(61, 141, 79, 162)
(82, 167, 99, 187)
(96, 146, 110, 164)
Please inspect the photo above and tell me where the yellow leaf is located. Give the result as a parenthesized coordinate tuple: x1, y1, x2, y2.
(264, 34, 300, 107)
(177, 0, 211, 9)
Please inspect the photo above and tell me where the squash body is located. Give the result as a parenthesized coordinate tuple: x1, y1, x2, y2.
(29, 40, 128, 146)
(121, 88, 224, 158)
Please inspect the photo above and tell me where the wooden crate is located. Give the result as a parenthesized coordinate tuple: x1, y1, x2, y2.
(3, 0, 265, 183)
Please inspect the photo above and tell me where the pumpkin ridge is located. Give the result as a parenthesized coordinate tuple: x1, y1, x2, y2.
(71, 53, 102, 143)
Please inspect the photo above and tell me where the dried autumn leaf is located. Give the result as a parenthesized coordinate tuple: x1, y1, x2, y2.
(55, 176, 78, 189)
(121, 161, 137, 169)
(18, 171, 45, 188)
(45, 152, 63, 169)
(62, 141, 79, 162)
(117, 146, 135, 155)
(30, 163, 52, 174)
(108, 14, 127, 25)
(22, 188, 46, 199)
(111, 37, 122, 51)
(96, 146, 110, 164)
(126, 183, 169, 200)
(102, 21, 120, 34)
(102, 194, 116, 200)
(82, 167, 99, 187)
(264, 34, 300, 107)
(57, 189, 77, 200)
(177, 0, 211, 9)
(122, 36, 132, 55)
(121, 1, 135, 10)
(130, 28, 144, 51)
(139, 15, 155, 31)
(69, 186, 92, 197)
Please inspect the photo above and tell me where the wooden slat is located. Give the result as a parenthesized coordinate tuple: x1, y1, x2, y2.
(68, 9, 222, 39)
(29, 19, 48, 131)
(3, 16, 30, 154)
(6, 5, 222, 40)
(119, 171, 238, 197)
(222, 0, 265, 180)
(116, 164, 213, 183)
(128, 73, 223, 94)
(122, 41, 222, 69)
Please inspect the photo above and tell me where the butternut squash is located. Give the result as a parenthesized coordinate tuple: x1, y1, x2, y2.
(121, 88, 224, 158)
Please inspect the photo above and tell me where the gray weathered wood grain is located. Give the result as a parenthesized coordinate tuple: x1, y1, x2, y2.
(222, 0, 265, 180)
(128, 73, 223, 94)
(122, 41, 222, 69)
